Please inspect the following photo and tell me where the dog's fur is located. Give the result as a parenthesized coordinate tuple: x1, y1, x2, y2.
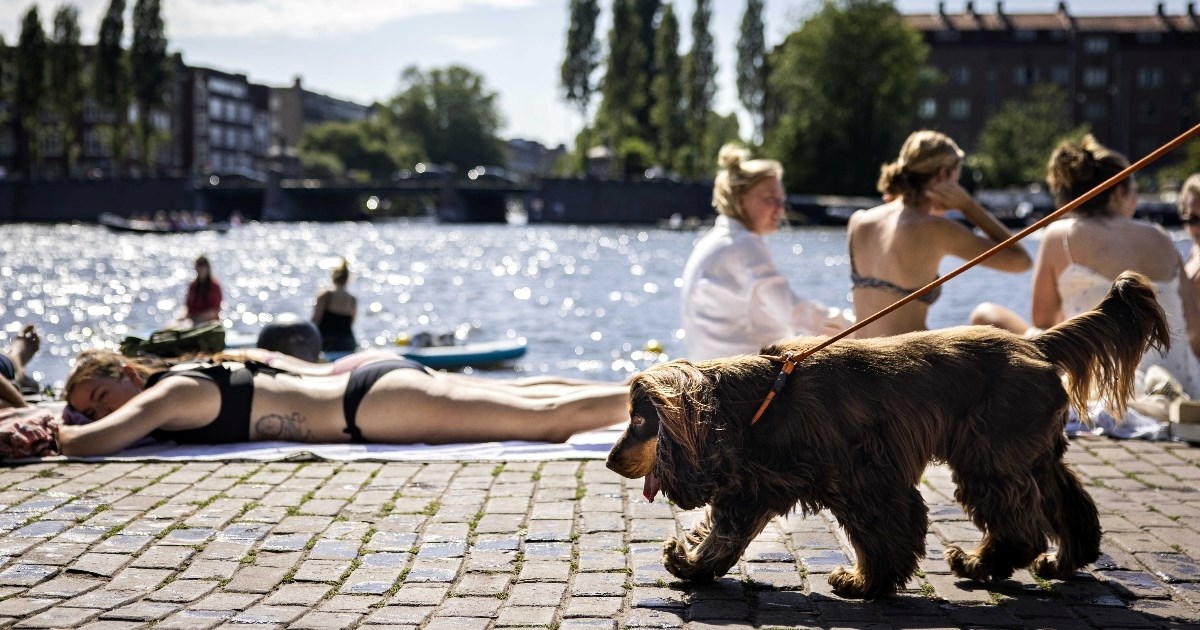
(607, 271, 1169, 599)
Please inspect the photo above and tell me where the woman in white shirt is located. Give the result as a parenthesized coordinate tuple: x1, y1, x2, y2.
(680, 144, 850, 360)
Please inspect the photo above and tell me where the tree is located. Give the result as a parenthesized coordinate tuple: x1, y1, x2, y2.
(597, 0, 648, 172)
(765, 0, 928, 195)
(649, 3, 684, 171)
(49, 5, 85, 177)
(736, 0, 766, 145)
(386, 65, 505, 169)
(972, 84, 1090, 188)
(131, 0, 168, 172)
(682, 0, 716, 178)
(298, 119, 421, 181)
(15, 6, 47, 178)
(560, 0, 602, 121)
(633, 0, 662, 141)
(95, 0, 129, 176)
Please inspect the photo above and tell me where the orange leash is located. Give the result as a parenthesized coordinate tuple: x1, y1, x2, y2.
(748, 122, 1200, 425)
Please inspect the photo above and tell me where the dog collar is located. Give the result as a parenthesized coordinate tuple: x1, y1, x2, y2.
(750, 352, 798, 425)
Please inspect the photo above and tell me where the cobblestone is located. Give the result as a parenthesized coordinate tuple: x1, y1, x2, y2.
(0, 438, 1196, 627)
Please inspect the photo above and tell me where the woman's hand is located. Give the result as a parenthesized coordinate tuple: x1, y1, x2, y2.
(924, 180, 974, 212)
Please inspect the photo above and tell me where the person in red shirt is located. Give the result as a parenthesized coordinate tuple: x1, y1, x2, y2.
(184, 255, 223, 324)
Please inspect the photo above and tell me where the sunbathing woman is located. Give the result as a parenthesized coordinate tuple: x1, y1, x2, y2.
(57, 349, 629, 456)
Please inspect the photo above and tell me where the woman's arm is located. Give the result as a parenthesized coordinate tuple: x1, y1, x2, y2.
(1174, 253, 1200, 358)
(0, 377, 26, 409)
(311, 291, 329, 325)
(928, 182, 1032, 273)
(56, 378, 218, 456)
(1029, 231, 1065, 330)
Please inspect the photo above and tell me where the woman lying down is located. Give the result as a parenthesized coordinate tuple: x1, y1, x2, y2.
(51, 349, 629, 457)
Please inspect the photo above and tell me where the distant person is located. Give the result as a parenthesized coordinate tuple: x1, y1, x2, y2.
(1179, 174, 1200, 299)
(0, 325, 39, 409)
(55, 349, 629, 456)
(972, 136, 1200, 399)
(848, 130, 1031, 337)
(680, 144, 851, 360)
(311, 258, 358, 353)
(183, 255, 223, 325)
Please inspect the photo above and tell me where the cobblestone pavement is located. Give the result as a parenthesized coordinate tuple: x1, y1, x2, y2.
(0, 436, 1197, 629)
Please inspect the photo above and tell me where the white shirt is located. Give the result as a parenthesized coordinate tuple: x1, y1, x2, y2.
(680, 215, 849, 360)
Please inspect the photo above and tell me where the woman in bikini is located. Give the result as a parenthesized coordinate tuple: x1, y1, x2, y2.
(55, 349, 629, 456)
(847, 130, 1032, 337)
(971, 136, 1200, 397)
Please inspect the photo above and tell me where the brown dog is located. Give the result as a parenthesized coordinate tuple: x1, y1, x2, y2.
(607, 271, 1168, 599)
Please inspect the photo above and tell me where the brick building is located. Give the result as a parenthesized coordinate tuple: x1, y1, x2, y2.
(908, 1, 1200, 162)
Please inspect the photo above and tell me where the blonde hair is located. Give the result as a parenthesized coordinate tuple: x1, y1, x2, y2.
(331, 258, 350, 286)
(877, 130, 964, 205)
(1046, 134, 1130, 218)
(1180, 173, 1200, 215)
(712, 144, 783, 227)
(64, 349, 167, 400)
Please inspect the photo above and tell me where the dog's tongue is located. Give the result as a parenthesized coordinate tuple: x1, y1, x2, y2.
(643, 472, 660, 502)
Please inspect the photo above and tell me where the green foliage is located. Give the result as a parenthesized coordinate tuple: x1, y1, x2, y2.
(597, 0, 648, 151)
(682, 0, 717, 178)
(15, 5, 46, 176)
(298, 119, 420, 181)
(49, 5, 85, 176)
(765, 0, 928, 195)
(131, 0, 168, 170)
(736, 0, 767, 144)
(633, 0, 662, 136)
(561, 0, 602, 117)
(649, 3, 684, 171)
(972, 83, 1089, 188)
(618, 136, 655, 179)
(95, 0, 129, 174)
(385, 64, 505, 170)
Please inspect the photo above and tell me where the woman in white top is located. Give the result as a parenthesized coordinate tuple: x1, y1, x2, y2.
(680, 144, 850, 360)
(972, 136, 1200, 396)
(1178, 174, 1200, 299)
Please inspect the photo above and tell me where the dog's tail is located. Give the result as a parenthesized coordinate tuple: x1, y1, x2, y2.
(1031, 271, 1170, 420)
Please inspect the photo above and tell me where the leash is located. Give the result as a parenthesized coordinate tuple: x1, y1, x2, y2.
(749, 122, 1200, 426)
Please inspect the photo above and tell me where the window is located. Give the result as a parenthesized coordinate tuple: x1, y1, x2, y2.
(1051, 65, 1070, 86)
(84, 129, 105, 157)
(1137, 67, 1163, 89)
(1137, 32, 1162, 45)
(208, 98, 222, 121)
(952, 65, 971, 85)
(1014, 65, 1037, 86)
(1015, 29, 1036, 42)
(41, 130, 63, 157)
(209, 124, 222, 148)
(1085, 102, 1107, 121)
(918, 98, 937, 120)
(1139, 101, 1159, 124)
(0, 129, 15, 157)
(1084, 36, 1108, 54)
(1083, 67, 1108, 88)
(950, 98, 971, 120)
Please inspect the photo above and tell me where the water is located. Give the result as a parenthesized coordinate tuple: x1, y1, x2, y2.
(2, 219, 1194, 389)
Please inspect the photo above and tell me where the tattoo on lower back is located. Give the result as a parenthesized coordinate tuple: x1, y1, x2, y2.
(255, 412, 313, 441)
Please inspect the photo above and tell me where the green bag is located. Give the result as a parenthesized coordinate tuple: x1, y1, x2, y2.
(120, 321, 227, 358)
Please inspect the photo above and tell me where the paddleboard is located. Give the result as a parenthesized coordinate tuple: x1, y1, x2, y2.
(327, 337, 528, 369)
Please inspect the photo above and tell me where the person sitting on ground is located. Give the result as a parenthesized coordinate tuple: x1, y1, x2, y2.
(0, 325, 39, 409)
(848, 130, 1032, 337)
(182, 255, 223, 325)
(1178, 174, 1200, 298)
(311, 258, 358, 354)
(971, 136, 1200, 410)
(55, 349, 629, 456)
(680, 144, 852, 360)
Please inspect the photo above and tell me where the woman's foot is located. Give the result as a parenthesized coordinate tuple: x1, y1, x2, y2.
(5, 325, 40, 390)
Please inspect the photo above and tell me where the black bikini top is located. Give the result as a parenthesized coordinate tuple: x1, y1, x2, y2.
(147, 362, 290, 445)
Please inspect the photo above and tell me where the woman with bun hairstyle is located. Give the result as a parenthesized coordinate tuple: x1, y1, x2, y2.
(848, 130, 1031, 337)
(972, 135, 1200, 397)
(679, 144, 852, 360)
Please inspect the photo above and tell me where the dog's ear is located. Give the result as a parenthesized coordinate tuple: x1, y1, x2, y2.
(634, 361, 713, 470)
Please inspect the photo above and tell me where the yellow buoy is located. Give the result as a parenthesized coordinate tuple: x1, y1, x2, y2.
(643, 339, 664, 354)
(395, 332, 411, 346)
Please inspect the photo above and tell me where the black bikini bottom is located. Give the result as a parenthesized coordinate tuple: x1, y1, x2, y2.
(342, 358, 429, 443)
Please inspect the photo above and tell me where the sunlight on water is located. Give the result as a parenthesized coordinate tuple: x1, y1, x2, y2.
(3, 218, 1194, 391)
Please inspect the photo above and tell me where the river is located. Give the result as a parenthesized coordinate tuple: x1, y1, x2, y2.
(1, 219, 1194, 389)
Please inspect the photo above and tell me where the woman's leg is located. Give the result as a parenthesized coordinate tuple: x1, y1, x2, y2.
(433, 372, 627, 399)
(353, 371, 629, 444)
(970, 302, 1032, 334)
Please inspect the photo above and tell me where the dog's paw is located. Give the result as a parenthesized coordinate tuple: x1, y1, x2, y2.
(828, 567, 872, 599)
(662, 537, 711, 582)
(945, 544, 992, 582)
(684, 519, 711, 546)
(1031, 553, 1075, 580)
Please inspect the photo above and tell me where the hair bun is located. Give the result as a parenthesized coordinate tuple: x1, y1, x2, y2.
(718, 143, 749, 171)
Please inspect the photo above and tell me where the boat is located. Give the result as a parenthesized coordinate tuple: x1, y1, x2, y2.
(99, 212, 232, 234)
(325, 337, 528, 369)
